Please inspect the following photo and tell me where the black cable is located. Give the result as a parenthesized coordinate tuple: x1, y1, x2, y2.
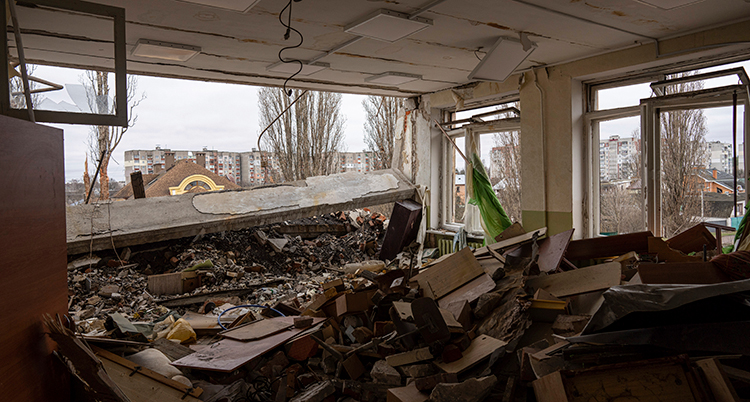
(277, 0, 304, 96)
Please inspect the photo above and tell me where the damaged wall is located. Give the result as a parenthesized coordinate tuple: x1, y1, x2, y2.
(67, 169, 416, 255)
(414, 20, 750, 238)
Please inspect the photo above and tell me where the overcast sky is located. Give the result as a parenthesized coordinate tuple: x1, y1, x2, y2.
(34, 65, 368, 182)
(32, 59, 750, 182)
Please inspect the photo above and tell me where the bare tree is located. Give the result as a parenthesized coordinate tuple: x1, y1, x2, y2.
(600, 183, 644, 234)
(362, 96, 402, 169)
(660, 73, 708, 237)
(258, 88, 345, 182)
(491, 130, 522, 223)
(83, 71, 144, 201)
(9, 64, 41, 109)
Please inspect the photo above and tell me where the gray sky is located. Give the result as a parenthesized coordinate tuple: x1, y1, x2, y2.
(32, 60, 750, 182)
(34, 65, 368, 182)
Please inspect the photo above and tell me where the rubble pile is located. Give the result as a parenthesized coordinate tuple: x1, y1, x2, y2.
(67, 209, 388, 327)
(55, 212, 750, 402)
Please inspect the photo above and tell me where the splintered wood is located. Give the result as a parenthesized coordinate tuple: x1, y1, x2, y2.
(412, 247, 484, 299)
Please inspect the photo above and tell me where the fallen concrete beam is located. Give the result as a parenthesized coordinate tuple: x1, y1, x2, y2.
(67, 169, 415, 255)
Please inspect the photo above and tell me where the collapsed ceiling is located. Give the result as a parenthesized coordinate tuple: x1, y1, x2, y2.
(11, 0, 750, 97)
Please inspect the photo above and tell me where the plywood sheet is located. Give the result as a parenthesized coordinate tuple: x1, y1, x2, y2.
(638, 262, 729, 284)
(474, 227, 547, 257)
(437, 273, 496, 309)
(435, 334, 507, 374)
(566, 231, 652, 261)
(172, 329, 300, 372)
(413, 247, 483, 299)
(526, 262, 621, 298)
(538, 229, 574, 273)
(0, 116, 69, 401)
(219, 317, 293, 341)
(99, 353, 201, 402)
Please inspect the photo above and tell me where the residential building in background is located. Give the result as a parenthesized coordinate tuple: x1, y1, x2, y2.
(599, 135, 639, 182)
(124, 147, 375, 187)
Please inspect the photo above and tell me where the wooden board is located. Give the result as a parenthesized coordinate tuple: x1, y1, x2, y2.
(696, 359, 740, 402)
(1, 116, 69, 401)
(98, 352, 202, 402)
(437, 273, 495, 309)
(219, 317, 293, 341)
(565, 231, 652, 261)
(171, 329, 300, 372)
(667, 224, 717, 254)
(495, 222, 526, 242)
(538, 229, 574, 273)
(413, 247, 484, 299)
(94, 347, 202, 399)
(387, 382, 429, 402)
(638, 262, 729, 284)
(648, 237, 702, 263)
(474, 227, 547, 257)
(526, 262, 621, 298)
(151, 338, 195, 361)
(181, 311, 234, 332)
(532, 371, 568, 402)
(435, 334, 507, 374)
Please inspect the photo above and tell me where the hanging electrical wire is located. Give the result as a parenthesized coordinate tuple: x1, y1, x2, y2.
(277, 0, 304, 96)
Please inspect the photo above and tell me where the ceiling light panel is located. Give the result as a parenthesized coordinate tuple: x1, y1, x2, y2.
(468, 37, 536, 83)
(132, 39, 201, 62)
(345, 9, 432, 43)
(634, 0, 705, 9)
(365, 72, 422, 85)
(267, 61, 330, 76)
(176, 0, 262, 13)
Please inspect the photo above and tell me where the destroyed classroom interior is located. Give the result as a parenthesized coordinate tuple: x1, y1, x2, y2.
(5, 0, 750, 401)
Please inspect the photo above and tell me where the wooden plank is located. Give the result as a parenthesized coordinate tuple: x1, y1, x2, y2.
(722, 365, 750, 384)
(538, 229, 574, 273)
(495, 222, 526, 242)
(380, 199, 422, 261)
(387, 382, 429, 402)
(219, 317, 293, 341)
(94, 347, 202, 399)
(413, 247, 484, 299)
(526, 262, 621, 298)
(437, 273, 495, 309)
(130, 171, 146, 199)
(475, 227, 547, 257)
(435, 334, 507, 374)
(148, 272, 182, 296)
(151, 338, 195, 361)
(532, 371, 568, 402)
(638, 262, 729, 284)
(648, 237, 701, 263)
(98, 353, 202, 402)
(1, 117, 69, 402)
(386, 347, 434, 367)
(171, 329, 300, 372)
(667, 224, 717, 254)
(566, 231, 652, 261)
(696, 359, 740, 402)
(181, 311, 233, 332)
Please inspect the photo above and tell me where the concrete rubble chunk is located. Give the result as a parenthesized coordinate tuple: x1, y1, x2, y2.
(474, 292, 503, 319)
(289, 380, 335, 402)
(429, 375, 497, 402)
(371, 360, 402, 385)
(268, 238, 289, 253)
(402, 363, 438, 379)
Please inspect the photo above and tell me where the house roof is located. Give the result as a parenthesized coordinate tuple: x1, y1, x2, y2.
(113, 160, 239, 200)
(112, 173, 160, 199)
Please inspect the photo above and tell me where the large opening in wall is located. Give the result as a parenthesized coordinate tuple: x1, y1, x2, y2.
(587, 59, 750, 239)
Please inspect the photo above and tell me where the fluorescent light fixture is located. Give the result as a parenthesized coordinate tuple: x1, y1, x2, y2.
(365, 72, 421, 85)
(132, 39, 201, 62)
(266, 61, 330, 76)
(176, 0, 262, 13)
(345, 9, 432, 43)
(634, 0, 704, 9)
(468, 37, 536, 83)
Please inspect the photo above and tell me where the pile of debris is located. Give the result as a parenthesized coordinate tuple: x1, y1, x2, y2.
(66, 209, 388, 328)
(55, 208, 750, 402)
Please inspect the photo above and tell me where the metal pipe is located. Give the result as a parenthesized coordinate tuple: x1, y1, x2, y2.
(8, 0, 35, 122)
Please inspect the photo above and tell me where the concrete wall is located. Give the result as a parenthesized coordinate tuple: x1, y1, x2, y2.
(410, 20, 750, 238)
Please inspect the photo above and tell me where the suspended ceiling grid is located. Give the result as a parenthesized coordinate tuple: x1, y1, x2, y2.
(10, 0, 750, 97)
